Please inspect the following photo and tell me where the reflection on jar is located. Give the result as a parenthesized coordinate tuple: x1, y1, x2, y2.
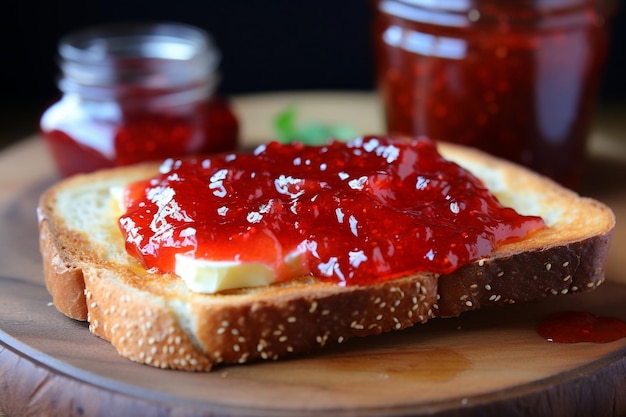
(372, 0, 614, 188)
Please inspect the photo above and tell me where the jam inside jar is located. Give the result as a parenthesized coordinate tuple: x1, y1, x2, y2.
(372, 0, 614, 188)
(40, 22, 239, 177)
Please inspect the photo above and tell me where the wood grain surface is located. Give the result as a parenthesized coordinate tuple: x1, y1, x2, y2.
(2, 93, 626, 417)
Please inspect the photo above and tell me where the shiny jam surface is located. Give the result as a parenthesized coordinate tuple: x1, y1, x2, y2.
(119, 137, 545, 286)
(372, 1, 610, 188)
(41, 97, 238, 177)
(537, 311, 626, 344)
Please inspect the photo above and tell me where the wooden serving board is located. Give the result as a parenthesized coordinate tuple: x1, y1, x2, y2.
(2, 94, 626, 417)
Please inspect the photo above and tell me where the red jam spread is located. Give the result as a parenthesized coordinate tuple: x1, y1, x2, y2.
(538, 311, 626, 344)
(118, 136, 545, 285)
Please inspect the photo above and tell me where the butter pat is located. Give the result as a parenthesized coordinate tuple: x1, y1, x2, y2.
(175, 255, 276, 293)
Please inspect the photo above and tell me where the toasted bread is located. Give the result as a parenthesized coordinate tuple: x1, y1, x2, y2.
(37, 141, 615, 371)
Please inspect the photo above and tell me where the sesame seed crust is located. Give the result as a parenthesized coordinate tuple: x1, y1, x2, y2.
(436, 234, 612, 317)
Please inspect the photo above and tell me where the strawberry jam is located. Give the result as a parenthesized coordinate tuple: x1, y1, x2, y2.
(538, 311, 626, 344)
(119, 137, 546, 286)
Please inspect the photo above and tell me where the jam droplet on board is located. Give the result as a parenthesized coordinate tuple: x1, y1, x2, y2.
(537, 311, 626, 344)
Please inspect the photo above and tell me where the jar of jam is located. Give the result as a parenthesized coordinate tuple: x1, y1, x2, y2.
(372, 0, 614, 188)
(41, 22, 239, 177)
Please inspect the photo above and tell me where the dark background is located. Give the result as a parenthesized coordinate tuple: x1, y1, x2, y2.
(1, 0, 624, 146)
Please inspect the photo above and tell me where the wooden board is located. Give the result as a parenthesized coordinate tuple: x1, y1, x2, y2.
(2, 93, 626, 417)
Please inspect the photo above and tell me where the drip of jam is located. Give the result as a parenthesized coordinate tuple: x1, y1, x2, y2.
(119, 136, 546, 286)
(537, 311, 626, 344)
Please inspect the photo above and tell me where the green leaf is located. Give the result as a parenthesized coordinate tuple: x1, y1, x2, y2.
(273, 105, 358, 146)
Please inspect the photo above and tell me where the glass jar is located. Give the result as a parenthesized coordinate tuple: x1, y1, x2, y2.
(41, 22, 239, 177)
(372, 0, 614, 188)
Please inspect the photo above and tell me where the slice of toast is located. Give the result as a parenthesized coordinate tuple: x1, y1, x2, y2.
(37, 141, 615, 371)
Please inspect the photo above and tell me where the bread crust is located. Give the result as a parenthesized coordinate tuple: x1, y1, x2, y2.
(37, 142, 615, 371)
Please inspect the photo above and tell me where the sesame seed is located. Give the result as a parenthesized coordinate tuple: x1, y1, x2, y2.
(395, 323, 402, 329)
(90, 302, 97, 308)
(563, 261, 570, 267)
(231, 328, 239, 335)
(279, 336, 288, 343)
(309, 301, 318, 313)
(546, 263, 552, 271)
(148, 337, 155, 345)
(485, 284, 492, 291)
(561, 289, 569, 294)
(489, 295, 497, 301)
(287, 316, 296, 323)
(338, 336, 344, 343)
(563, 275, 572, 281)
(465, 301, 473, 307)
(478, 259, 485, 266)
(497, 271, 505, 277)
(217, 328, 226, 335)
(550, 289, 558, 295)
(233, 344, 240, 352)
(150, 346, 157, 355)
(376, 314, 383, 320)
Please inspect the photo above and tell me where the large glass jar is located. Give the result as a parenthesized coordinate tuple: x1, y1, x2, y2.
(41, 22, 239, 177)
(372, 0, 614, 188)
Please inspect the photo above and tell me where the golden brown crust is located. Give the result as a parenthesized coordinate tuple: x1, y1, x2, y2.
(37, 142, 615, 371)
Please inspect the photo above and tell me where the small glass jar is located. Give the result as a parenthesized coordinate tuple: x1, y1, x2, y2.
(372, 0, 614, 188)
(41, 22, 239, 177)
